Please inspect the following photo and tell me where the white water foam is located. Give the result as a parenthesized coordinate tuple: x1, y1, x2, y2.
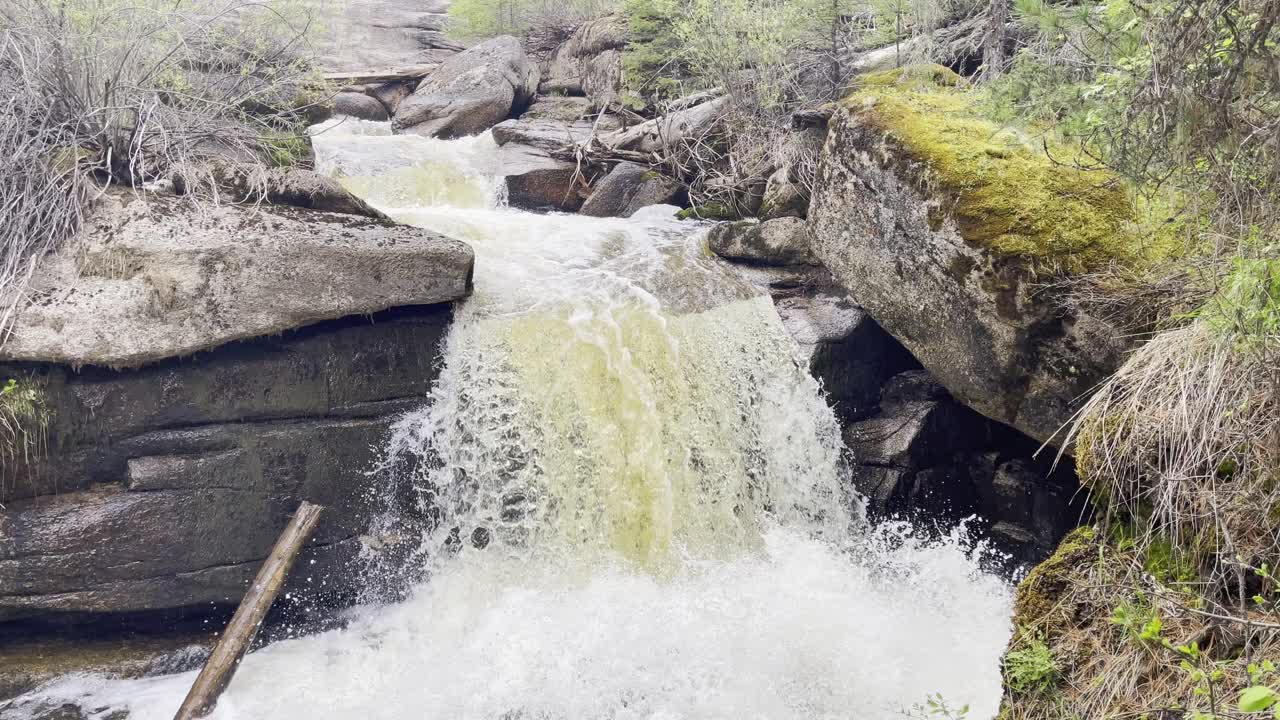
(2, 117, 1012, 720)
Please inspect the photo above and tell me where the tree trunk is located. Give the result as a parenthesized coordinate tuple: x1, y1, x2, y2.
(173, 501, 325, 720)
(983, 0, 1011, 80)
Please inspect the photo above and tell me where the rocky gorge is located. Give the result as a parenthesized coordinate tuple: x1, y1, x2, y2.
(0, 1, 1210, 717)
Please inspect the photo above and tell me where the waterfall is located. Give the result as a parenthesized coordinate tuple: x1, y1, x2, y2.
(7, 118, 1013, 720)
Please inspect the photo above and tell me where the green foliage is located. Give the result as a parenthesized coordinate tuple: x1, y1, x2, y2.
(619, 0, 683, 106)
(263, 133, 311, 168)
(1004, 631, 1060, 696)
(905, 692, 971, 719)
(1108, 595, 1164, 645)
(676, 202, 740, 221)
(0, 377, 51, 493)
(445, 0, 619, 41)
(1198, 258, 1280, 350)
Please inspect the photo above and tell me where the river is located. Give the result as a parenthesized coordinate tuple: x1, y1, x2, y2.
(8, 118, 1012, 720)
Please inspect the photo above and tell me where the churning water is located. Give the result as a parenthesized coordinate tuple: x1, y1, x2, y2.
(6, 118, 1013, 719)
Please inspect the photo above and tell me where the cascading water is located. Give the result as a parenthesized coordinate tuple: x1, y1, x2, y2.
(6, 118, 1013, 720)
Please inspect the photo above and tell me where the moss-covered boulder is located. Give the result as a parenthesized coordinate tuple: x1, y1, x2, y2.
(808, 66, 1168, 446)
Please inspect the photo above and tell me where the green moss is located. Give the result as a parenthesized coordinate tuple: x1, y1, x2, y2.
(861, 64, 963, 90)
(845, 66, 1180, 276)
(263, 132, 311, 168)
(1014, 526, 1100, 631)
(677, 203, 739, 221)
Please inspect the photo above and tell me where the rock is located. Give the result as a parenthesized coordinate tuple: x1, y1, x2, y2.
(760, 127, 828, 220)
(0, 633, 210, 701)
(840, 367, 1085, 563)
(520, 96, 625, 131)
(775, 293, 919, 424)
(0, 304, 452, 623)
(369, 81, 414, 115)
(707, 217, 820, 266)
(0, 191, 473, 368)
(173, 162, 386, 220)
(497, 144, 590, 212)
(579, 162, 683, 218)
(540, 15, 627, 105)
(309, 0, 461, 72)
(334, 90, 389, 121)
(522, 95, 592, 121)
(491, 118, 604, 212)
(393, 36, 539, 138)
(492, 117, 598, 156)
(808, 77, 1131, 447)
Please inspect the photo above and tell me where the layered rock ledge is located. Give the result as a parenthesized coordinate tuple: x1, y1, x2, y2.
(0, 191, 473, 628)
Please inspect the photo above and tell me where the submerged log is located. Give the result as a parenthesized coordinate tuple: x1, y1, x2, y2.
(173, 501, 325, 720)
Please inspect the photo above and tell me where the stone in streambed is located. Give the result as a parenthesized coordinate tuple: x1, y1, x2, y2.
(579, 162, 683, 218)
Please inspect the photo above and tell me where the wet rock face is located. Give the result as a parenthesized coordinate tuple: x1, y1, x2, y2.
(0, 306, 452, 625)
(490, 118, 604, 212)
(841, 371, 1085, 564)
(808, 103, 1129, 447)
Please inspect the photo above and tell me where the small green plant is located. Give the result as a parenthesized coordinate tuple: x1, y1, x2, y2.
(903, 692, 970, 720)
(1004, 631, 1060, 696)
(0, 376, 51, 496)
(1109, 595, 1164, 645)
(1240, 661, 1280, 717)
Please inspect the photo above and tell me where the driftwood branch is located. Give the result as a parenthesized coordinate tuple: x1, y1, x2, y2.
(173, 501, 325, 720)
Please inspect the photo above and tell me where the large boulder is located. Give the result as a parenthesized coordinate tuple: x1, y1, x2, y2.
(393, 36, 539, 138)
(707, 217, 820, 266)
(172, 163, 386, 220)
(540, 14, 627, 106)
(808, 72, 1134, 446)
(0, 188, 472, 627)
(579, 162, 682, 218)
(0, 191, 473, 368)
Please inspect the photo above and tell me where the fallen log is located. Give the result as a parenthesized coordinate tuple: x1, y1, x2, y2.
(173, 501, 325, 720)
(322, 64, 439, 85)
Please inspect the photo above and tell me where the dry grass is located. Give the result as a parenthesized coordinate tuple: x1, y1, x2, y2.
(1009, 287, 1280, 718)
(0, 0, 326, 344)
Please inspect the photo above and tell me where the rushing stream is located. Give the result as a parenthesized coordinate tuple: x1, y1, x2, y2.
(8, 119, 1013, 719)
